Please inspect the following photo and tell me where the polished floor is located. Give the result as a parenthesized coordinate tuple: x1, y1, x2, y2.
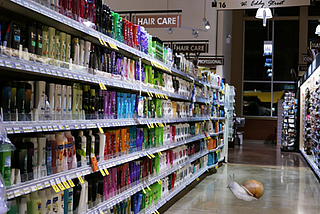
(165, 141, 320, 214)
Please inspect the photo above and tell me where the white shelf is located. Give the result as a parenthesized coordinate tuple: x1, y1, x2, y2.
(300, 149, 320, 179)
(0, 55, 213, 104)
(5, 0, 216, 91)
(208, 144, 225, 153)
(86, 150, 209, 214)
(210, 131, 225, 136)
(4, 116, 217, 134)
(6, 133, 209, 200)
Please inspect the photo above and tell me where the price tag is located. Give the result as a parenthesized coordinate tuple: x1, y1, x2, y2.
(150, 153, 155, 158)
(37, 183, 44, 190)
(59, 125, 65, 130)
(97, 124, 104, 134)
(51, 183, 60, 193)
(35, 126, 42, 132)
(146, 154, 152, 159)
(14, 190, 21, 197)
(104, 168, 110, 175)
(42, 126, 48, 131)
(48, 126, 53, 131)
(25, 65, 32, 71)
(196, 178, 200, 181)
(99, 209, 105, 214)
(0, 60, 4, 67)
(77, 174, 84, 184)
(55, 178, 65, 191)
(6, 128, 13, 134)
(44, 181, 51, 188)
(100, 169, 106, 176)
(158, 151, 163, 156)
(65, 125, 70, 130)
(31, 185, 38, 192)
(108, 43, 119, 50)
(142, 188, 146, 194)
(156, 210, 160, 214)
(91, 156, 99, 172)
(53, 126, 59, 131)
(61, 177, 70, 189)
(39, 68, 46, 73)
(7, 192, 14, 199)
(15, 63, 22, 69)
(23, 187, 31, 194)
(46, 69, 52, 75)
(23, 127, 34, 133)
(158, 180, 162, 185)
(33, 66, 39, 72)
(51, 70, 57, 76)
(5, 61, 12, 68)
(13, 127, 21, 133)
(64, 175, 75, 188)
(80, 124, 86, 129)
(215, 165, 218, 170)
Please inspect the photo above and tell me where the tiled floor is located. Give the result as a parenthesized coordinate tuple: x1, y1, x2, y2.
(165, 142, 320, 214)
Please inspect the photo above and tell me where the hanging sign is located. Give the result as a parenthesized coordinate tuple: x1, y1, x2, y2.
(216, 0, 310, 10)
(133, 14, 181, 28)
(310, 41, 320, 49)
(197, 58, 224, 66)
(165, 43, 209, 53)
(302, 55, 313, 63)
(298, 64, 308, 72)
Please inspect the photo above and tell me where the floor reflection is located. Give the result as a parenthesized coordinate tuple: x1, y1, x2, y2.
(165, 141, 320, 214)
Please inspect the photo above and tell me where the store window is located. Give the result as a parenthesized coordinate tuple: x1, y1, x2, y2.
(243, 83, 271, 116)
(243, 20, 297, 117)
(244, 21, 272, 81)
(273, 21, 299, 81)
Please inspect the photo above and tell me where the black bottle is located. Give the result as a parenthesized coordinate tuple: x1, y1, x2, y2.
(12, 23, 21, 50)
(36, 23, 43, 56)
(28, 22, 36, 54)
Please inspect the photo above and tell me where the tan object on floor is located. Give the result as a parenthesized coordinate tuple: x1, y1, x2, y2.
(227, 174, 264, 201)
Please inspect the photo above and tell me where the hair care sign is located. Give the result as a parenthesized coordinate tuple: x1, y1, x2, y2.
(216, 0, 310, 10)
(133, 14, 181, 28)
(165, 43, 209, 53)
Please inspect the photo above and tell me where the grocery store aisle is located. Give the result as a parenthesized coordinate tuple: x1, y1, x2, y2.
(165, 143, 320, 214)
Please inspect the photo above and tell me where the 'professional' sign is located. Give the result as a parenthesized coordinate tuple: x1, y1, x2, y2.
(167, 43, 209, 53)
(134, 14, 181, 28)
(216, 0, 310, 10)
(197, 58, 224, 67)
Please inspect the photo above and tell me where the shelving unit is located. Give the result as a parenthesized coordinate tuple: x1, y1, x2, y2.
(0, 1, 232, 214)
(299, 61, 320, 180)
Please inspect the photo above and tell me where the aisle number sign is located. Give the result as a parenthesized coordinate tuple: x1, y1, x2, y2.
(216, 0, 310, 10)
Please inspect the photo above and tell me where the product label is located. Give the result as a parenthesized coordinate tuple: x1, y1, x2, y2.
(46, 199, 51, 213)
(52, 196, 59, 213)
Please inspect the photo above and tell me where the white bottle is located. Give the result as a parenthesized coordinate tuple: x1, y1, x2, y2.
(51, 188, 62, 214)
(48, 83, 55, 120)
(79, 40, 85, 66)
(37, 136, 47, 178)
(45, 188, 52, 214)
(27, 192, 41, 214)
(61, 85, 67, 120)
(18, 197, 27, 214)
(98, 133, 106, 162)
(78, 131, 87, 166)
(78, 180, 87, 213)
(28, 138, 38, 180)
(84, 41, 91, 67)
(66, 86, 72, 120)
(54, 84, 62, 120)
(38, 190, 47, 213)
(88, 130, 95, 159)
(35, 81, 46, 121)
